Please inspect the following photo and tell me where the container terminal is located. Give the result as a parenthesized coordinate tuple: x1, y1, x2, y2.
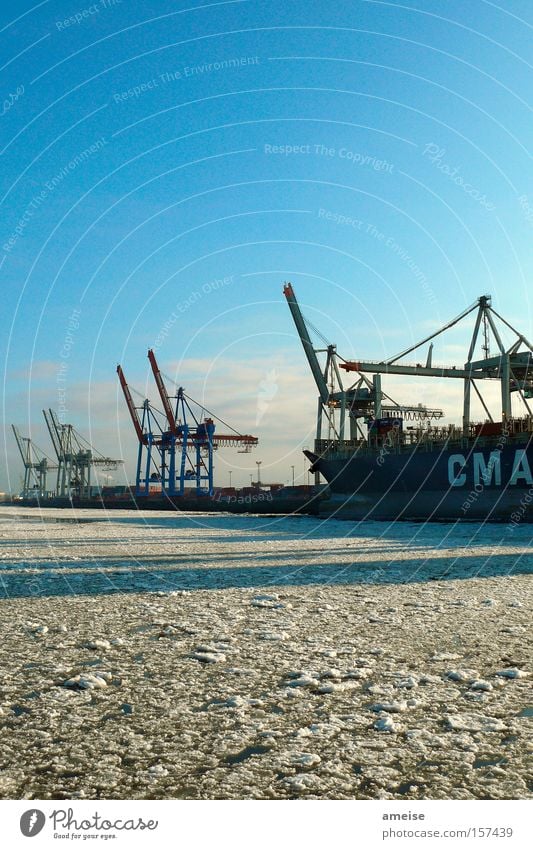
(10, 287, 533, 521)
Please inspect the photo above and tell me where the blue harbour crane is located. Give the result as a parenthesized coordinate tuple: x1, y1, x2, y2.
(117, 350, 258, 497)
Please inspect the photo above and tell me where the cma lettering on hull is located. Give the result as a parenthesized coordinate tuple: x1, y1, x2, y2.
(448, 449, 532, 488)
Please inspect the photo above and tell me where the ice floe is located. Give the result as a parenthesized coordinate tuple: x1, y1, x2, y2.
(85, 639, 111, 651)
(374, 715, 397, 732)
(370, 701, 407, 713)
(63, 671, 112, 690)
(496, 668, 528, 679)
(445, 713, 507, 732)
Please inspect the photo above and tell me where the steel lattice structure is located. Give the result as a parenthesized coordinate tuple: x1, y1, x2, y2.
(117, 350, 258, 497)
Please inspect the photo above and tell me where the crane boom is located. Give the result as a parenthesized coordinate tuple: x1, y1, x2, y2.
(117, 365, 145, 444)
(43, 409, 62, 459)
(12, 425, 28, 464)
(211, 434, 258, 446)
(147, 349, 177, 434)
(45, 409, 67, 462)
(283, 282, 329, 404)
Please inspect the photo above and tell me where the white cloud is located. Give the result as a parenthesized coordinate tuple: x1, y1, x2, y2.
(9, 360, 61, 382)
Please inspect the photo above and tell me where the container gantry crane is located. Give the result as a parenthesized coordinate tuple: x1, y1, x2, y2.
(283, 281, 444, 446)
(43, 408, 123, 499)
(339, 294, 533, 436)
(11, 426, 58, 499)
(117, 351, 258, 497)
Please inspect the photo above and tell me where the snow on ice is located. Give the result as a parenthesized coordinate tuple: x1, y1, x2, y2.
(0, 507, 530, 800)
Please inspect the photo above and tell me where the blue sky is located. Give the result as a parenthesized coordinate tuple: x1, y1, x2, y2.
(1, 0, 532, 490)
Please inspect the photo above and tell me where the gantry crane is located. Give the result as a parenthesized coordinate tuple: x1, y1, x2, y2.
(11, 426, 58, 499)
(43, 408, 123, 499)
(283, 282, 444, 450)
(117, 351, 258, 497)
(339, 294, 533, 436)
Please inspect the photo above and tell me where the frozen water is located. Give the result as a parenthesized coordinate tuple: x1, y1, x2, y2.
(0, 507, 530, 800)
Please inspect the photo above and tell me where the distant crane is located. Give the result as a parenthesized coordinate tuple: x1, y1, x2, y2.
(42, 408, 123, 499)
(117, 351, 259, 497)
(11, 426, 58, 499)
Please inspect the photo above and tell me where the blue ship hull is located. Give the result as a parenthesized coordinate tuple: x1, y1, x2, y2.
(306, 436, 533, 522)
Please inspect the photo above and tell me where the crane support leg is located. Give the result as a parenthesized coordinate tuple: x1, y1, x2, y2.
(462, 378, 471, 436)
(135, 440, 143, 495)
(501, 354, 511, 421)
(373, 375, 382, 419)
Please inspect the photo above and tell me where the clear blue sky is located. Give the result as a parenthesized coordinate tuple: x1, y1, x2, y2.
(1, 0, 532, 490)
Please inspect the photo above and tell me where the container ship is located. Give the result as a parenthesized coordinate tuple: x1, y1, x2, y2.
(284, 285, 533, 522)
